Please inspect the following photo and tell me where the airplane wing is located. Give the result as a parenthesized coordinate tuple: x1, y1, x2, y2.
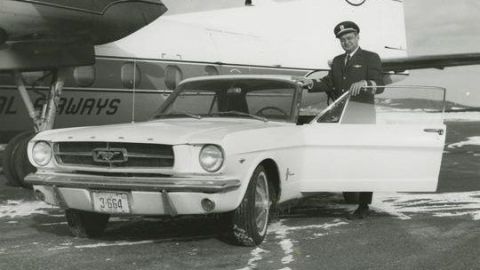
(383, 53, 480, 72)
(0, 0, 167, 70)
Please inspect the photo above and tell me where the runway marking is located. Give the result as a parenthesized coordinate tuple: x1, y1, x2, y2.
(373, 191, 480, 221)
(0, 200, 56, 218)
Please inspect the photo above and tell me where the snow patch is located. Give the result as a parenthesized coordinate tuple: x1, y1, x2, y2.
(237, 247, 269, 270)
(444, 112, 480, 121)
(268, 219, 347, 266)
(373, 191, 480, 221)
(75, 240, 154, 249)
(0, 200, 56, 218)
(39, 222, 68, 226)
(447, 136, 480, 148)
(279, 239, 294, 264)
(47, 246, 70, 251)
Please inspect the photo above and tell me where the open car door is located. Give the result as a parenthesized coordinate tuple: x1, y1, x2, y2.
(299, 85, 446, 192)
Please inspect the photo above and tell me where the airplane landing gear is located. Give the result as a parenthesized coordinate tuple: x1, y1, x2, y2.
(2, 69, 66, 188)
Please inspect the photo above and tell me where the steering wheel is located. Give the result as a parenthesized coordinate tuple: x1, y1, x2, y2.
(255, 106, 288, 117)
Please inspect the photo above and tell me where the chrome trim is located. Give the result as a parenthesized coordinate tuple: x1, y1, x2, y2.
(26, 172, 241, 193)
(162, 190, 178, 217)
(55, 152, 92, 156)
(53, 142, 174, 169)
(127, 153, 174, 159)
(424, 128, 444, 136)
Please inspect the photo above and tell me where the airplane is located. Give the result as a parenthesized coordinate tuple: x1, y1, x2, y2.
(1, 0, 480, 187)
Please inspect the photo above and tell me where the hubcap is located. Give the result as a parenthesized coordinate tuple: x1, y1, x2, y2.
(254, 171, 270, 236)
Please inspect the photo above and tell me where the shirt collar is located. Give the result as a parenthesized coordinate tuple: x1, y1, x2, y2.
(347, 46, 360, 58)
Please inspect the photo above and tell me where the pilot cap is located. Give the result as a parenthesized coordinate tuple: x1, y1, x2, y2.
(334, 21, 360, 38)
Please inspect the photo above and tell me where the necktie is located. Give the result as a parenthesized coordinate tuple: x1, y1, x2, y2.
(345, 54, 351, 66)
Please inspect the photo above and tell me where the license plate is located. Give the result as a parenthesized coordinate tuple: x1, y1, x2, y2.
(92, 191, 131, 214)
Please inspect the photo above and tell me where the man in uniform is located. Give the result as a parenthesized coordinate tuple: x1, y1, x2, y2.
(305, 21, 384, 219)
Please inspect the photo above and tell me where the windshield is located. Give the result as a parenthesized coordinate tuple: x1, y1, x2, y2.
(153, 79, 297, 122)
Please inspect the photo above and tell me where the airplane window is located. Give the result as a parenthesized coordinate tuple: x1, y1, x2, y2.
(22, 71, 47, 86)
(121, 62, 142, 89)
(204, 66, 219, 76)
(165, 65, 183, 90)
(73, 66, 95, 87)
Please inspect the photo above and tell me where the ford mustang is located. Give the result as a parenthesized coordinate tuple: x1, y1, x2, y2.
(25, 75, 446, 246)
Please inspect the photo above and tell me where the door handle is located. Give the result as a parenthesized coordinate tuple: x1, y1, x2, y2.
(424, 128, 444, 135)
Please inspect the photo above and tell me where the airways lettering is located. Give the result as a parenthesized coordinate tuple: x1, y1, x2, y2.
(34, 97, 121, 115)
(80, 98, 96, 115)
(65, 98, 84, 114)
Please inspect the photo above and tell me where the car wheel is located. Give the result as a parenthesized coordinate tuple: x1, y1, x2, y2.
(2, 131, 34, 187)
(65, 209, 110, 238)
(343, 192, 360, 204)
(229, 165, 271, 246)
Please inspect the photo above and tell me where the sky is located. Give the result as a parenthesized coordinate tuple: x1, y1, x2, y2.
(402, 0, 480, 106)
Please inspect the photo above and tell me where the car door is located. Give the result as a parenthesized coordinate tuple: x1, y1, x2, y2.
(299, 86, 446, 192)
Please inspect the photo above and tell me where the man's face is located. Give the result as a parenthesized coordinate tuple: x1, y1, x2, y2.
(339, 32, 359, 53)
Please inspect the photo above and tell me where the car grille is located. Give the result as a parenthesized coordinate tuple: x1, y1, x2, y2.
(53, 142, 174, 168)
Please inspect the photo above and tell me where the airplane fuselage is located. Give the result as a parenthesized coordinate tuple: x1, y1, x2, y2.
(0, 0, 409, 143)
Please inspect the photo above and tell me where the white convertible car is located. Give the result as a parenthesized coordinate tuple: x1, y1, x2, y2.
(26, 75, 446, 246)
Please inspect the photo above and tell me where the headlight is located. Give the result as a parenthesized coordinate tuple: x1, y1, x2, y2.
(32, 141, 52, 166)
(199, 145, 224, 172)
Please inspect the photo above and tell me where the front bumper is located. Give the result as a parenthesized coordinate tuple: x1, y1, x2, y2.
(25, 172, 240, 193)
(25, 172, 242, 215)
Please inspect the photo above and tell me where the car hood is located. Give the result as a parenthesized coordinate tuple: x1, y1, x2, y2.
(34, 118, 287, 145)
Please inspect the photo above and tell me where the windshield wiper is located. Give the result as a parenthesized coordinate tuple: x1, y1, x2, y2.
(210, 111, 268, 122)
(155, 111, 202, 119)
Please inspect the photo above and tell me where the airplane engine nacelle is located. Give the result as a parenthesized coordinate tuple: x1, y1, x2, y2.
(0, 0, 168, 45)
(0, 0, 168, 70)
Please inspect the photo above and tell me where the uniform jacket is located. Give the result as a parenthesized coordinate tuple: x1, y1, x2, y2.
(311, 48, 384, 104)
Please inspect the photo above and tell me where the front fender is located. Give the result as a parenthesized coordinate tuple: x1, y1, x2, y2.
(225, 151, 281, 210)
